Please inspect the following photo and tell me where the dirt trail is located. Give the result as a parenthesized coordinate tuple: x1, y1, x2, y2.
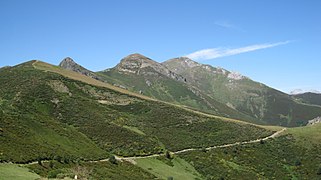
(22, 128, 286, 165)
(117, 128, 287, 162)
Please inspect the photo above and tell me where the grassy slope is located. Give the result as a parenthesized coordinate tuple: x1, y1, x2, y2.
(34, 61, 154, 101)
(0, 61, 164, 163)
(0, 164, 40, 180)
(2, 60, 321, 179)
(179, 124, 321, 179)
(34, 60, 272, 151)
(27, 160, 156, 180)
(98, 68, 256, 123)
(287, 123, 321, 145)
(0, 62, 108, 163)
(0, 60, 272, 164)
(135, 157, 203, 180)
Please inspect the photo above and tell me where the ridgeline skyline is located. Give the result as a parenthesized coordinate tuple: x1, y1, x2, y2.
(1, 0, 320, 93)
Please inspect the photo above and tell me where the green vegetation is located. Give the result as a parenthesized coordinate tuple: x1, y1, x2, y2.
(107, 101, 272, 152)
(287, 123, 321, 145)
(179, 134, 321, 179)
(292, 92, 321, 106)
(0, 61, 270, 163)
(122, 125, 146, 135)
(135, 157, 203, 180)
(28, 160, 155, 179)
(98, 66, 256, 123)
(163, 58, 321, 127)
(0, 164, 40, 180)
(2, 60, 321, 179)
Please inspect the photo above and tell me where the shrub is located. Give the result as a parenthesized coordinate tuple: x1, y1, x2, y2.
(317, 167, 321, 175)
(294, 159, 301, 166)
(260, 140, 264, 144)
(109, 155, 117, 164)
(165, 151, 173, 159)
(49, 160, 54, 168)
(48, 169, 65, 178)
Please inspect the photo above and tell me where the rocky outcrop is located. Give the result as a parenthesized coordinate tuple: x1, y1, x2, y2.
(59, 57, 102, 81)
(307, 117, 321, 126)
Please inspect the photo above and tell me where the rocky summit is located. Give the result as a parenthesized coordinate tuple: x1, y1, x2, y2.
(114, 53, 186, 82)
(59, 57, 102, 80)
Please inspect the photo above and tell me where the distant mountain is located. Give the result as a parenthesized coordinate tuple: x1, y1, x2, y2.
(292, 92, 321, 106)
(163, 57, 321, 126)
(96, 53, 254, 122)
(290, 89, 321, 95)
(112, 53, 186, 82)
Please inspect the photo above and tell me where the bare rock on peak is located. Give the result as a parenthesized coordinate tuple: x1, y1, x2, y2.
(59, 57, 101, 81)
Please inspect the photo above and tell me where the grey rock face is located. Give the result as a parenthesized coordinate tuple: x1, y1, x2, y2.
(59, 57, 102, 81)
(307, 117, 321, 126)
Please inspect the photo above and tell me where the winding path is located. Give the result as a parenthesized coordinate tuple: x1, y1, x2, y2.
(116, 128, 287, 162)
(22, 128, 286, 165)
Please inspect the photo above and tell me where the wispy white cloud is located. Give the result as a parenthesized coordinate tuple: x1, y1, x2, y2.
(214, 20, 244, 31)
(215, 21, 236, 29)
(186, 41, 292, 61)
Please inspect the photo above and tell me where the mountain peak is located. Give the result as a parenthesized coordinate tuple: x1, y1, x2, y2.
(59, 57, 76, 68)
(120, 53, 156, 65)
(162, 57, 201, 74)
(113, 54, 187, 82)
(163, 57, 200, 68)
(125, 53, 149, 59)
(58, 57, 101, 80)
(116, 53, 159, 74)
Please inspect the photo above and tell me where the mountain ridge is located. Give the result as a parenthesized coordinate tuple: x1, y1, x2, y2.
(56, 54, 321, 127)
(163, 57, 321, 126)
(109, 53, 187, 83)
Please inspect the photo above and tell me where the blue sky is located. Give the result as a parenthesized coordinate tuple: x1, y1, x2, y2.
(1, 0, 320, 93)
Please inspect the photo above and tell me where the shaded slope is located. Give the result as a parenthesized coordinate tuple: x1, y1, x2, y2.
(163, 57, 321, 126)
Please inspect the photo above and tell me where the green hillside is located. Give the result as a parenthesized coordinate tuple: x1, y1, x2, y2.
(178, 123, 321, 179)
(163, 57, 321, 127)
(97, 54, 256, 123)
(0, 61, 270, 169)
(0, 164, 40, 180)
(1, 60, 321, 179)
(70, 54, 321, 127)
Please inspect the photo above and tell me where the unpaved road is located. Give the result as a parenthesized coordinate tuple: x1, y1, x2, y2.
(22, 128, 286, 165)
(116, 128, 287, 162)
